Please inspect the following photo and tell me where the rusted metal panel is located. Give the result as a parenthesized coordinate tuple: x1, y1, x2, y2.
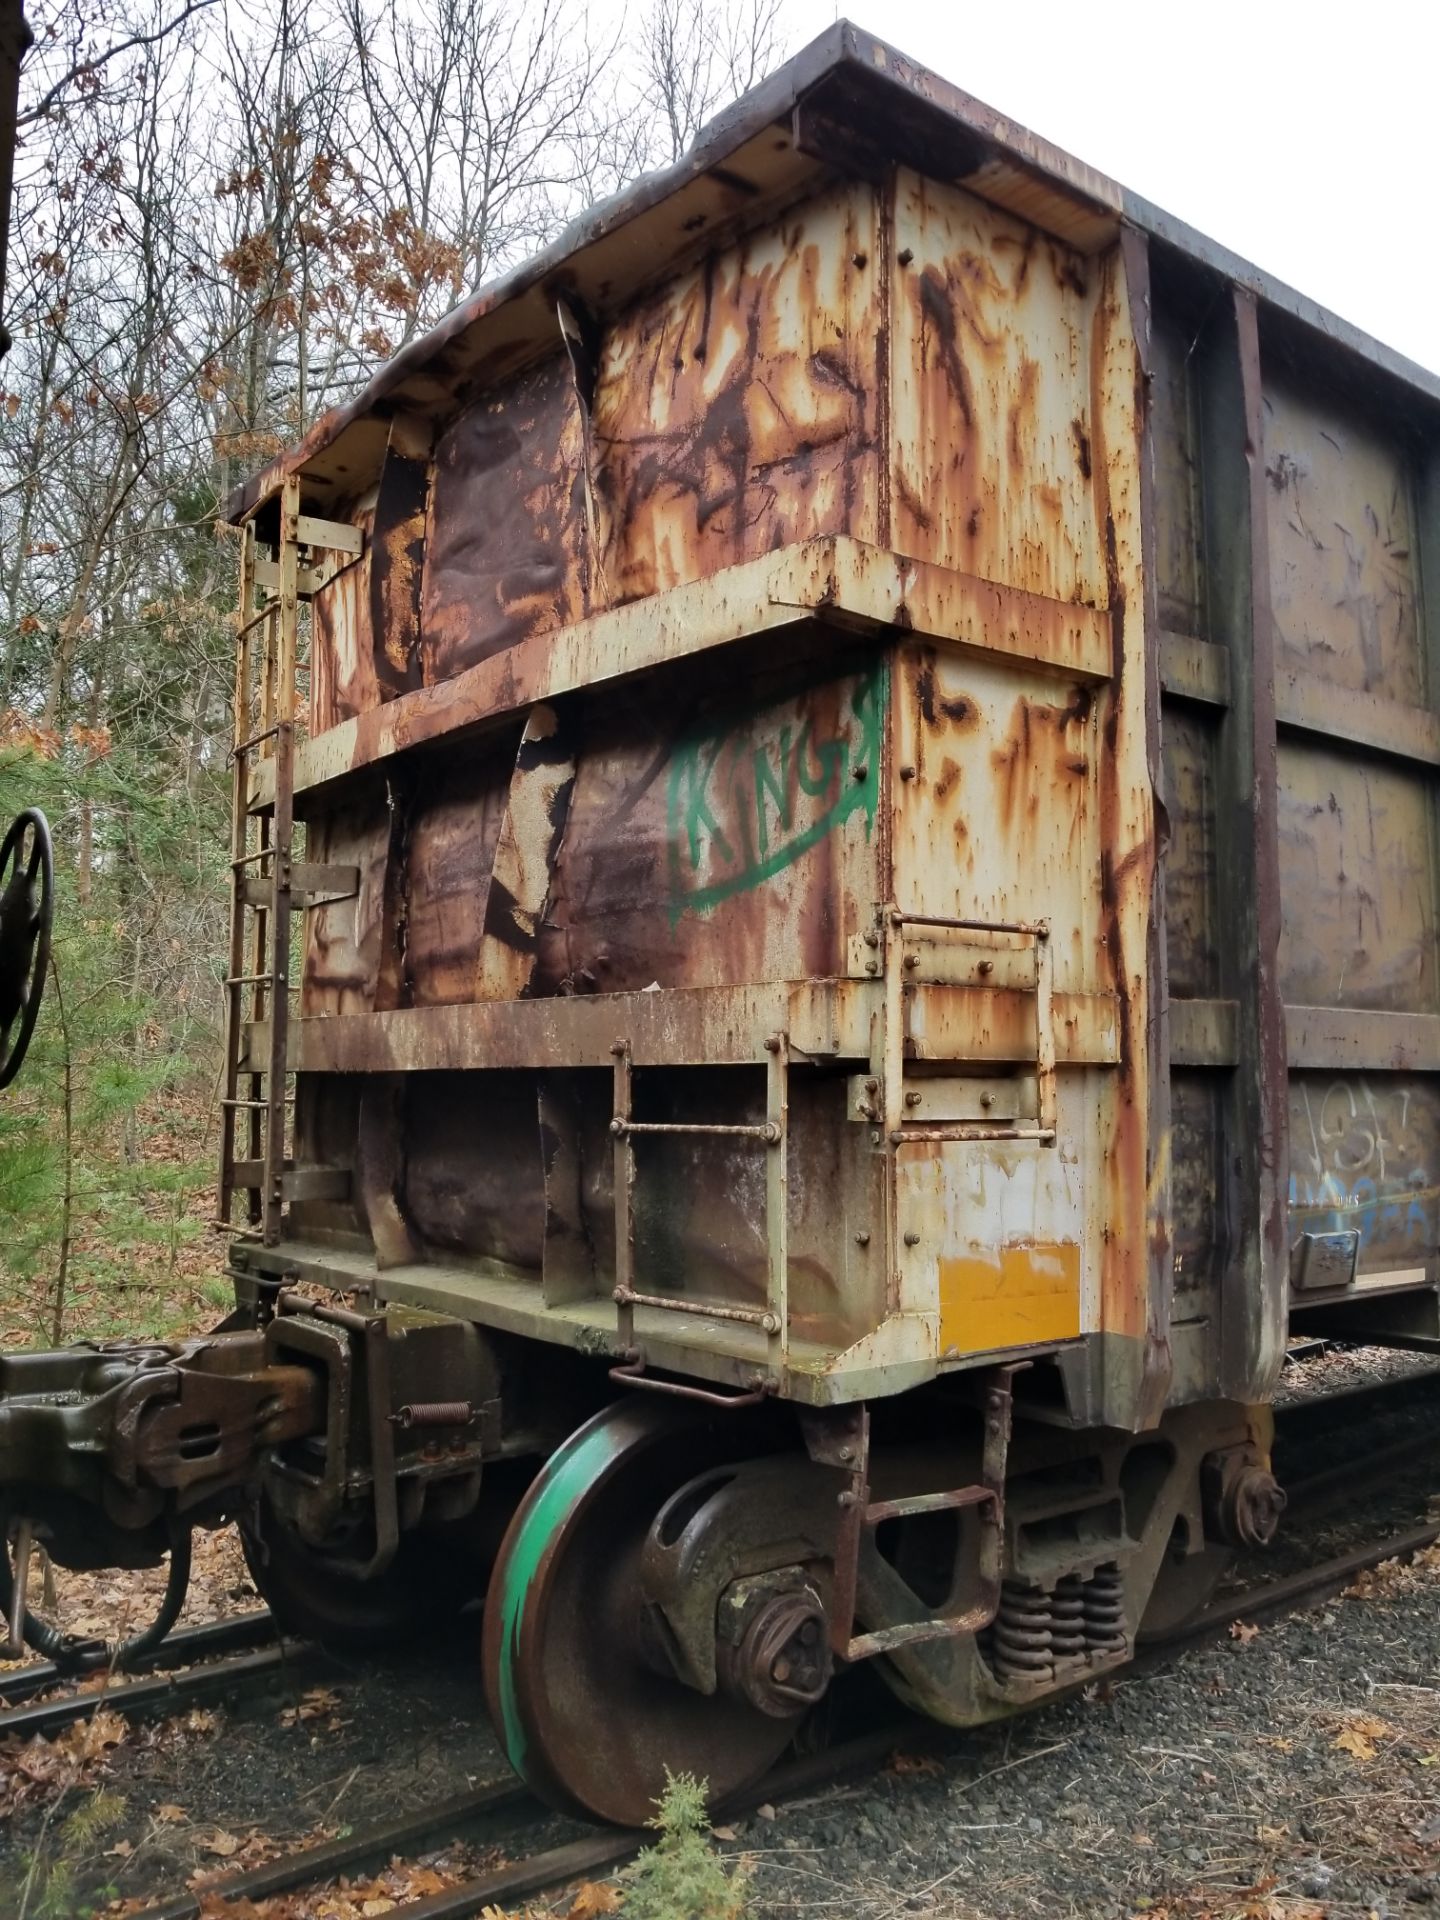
(1149, 306, 1207, 639)
(539, 657, 885, 995)
(889, 170, 1106, 609)
(421, 355, 590, 679)
(1276, 742, 1436, 1014)
(371, 418, 432, 700)
(891, 646, 1098, 983)
(300, 793, 389, 1018)
(1169, 1070, 1223, 1311)
(1288, 1071, 1440, 1277)
(402, 748, 513, 1007)
(1264, 378, 1423, 705)
(309, 529, 377, 733)
(596, 178, 887, 600)
(1160, 706, 1220, 1001)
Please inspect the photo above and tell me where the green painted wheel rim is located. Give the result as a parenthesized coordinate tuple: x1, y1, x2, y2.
(481, 1396, 799, 1825)
(489, 1404, 637, 1781)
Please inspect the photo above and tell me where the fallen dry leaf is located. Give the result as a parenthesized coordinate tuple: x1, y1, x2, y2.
(155, 1803, 188, 1823)
(279, 1685, 343, 1728)
(1333, 1716, 1390, 1764)
(567, 1883, 622, 1917)
(888, 1750, 943, 1777)
(1229, 1619, 1260, 1644)
(202, 1829, 244, 1857)
(405, 1868, 448, 1896)
(76, 1708, 128, 1759)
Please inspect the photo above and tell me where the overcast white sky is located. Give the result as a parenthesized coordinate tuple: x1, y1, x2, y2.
(775, 0, 1439, 377)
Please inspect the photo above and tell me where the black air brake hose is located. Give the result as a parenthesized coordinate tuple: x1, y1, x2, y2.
(0, 1509, 192, 1670)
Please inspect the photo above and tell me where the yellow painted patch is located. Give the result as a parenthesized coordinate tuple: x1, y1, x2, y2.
(938, 1243, 1082, 1354)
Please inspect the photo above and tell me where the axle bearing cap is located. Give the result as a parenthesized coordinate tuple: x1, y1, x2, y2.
(717, 1576, 832, 1720)
(1224, 1463, 1287, 1549)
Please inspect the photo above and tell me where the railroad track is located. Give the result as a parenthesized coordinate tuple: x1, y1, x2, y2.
(128, 1715, 920, 1920)
(147, 1508, 1440, 1920)
(0, 1620, 318, 1745)
(0, 1607, 274, 1709)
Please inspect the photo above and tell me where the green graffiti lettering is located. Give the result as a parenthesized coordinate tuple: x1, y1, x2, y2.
(668, 736, 734, 877)
(753, 724, 793, 859)
(666, 664, 887, 922)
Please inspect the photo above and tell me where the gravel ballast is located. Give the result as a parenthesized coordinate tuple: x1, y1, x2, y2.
(735, 1546, 1440, 1920)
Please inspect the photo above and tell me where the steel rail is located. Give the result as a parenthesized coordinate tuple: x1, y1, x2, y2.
(0, 1609, 274, 1708)
(71, 1503, 1440, 1918)
(127, 1717, 922, 1920)
(1274, 1363, 1440, 1434)
(130, 1779, 535, 1920)
(0, 1636, 316, 1742)
(1142, 1518, 1440, 1654)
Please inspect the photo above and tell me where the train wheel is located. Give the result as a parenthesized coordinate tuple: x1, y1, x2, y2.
(242, 1461, 534, 1652)
(482, 1397, 801, 1827)
(1138, 1541, 1235, 1639)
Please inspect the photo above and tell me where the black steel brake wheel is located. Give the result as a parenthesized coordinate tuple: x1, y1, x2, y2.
(0, 807, 52, 1090)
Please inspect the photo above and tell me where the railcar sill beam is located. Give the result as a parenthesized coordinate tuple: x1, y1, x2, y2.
(246, 537, 1115, 813)
(244, 982, 1121, 1076)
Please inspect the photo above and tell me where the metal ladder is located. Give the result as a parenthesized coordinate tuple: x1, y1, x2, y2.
(609, 1034, 791, 1375)
(215, 480, 358, 1244)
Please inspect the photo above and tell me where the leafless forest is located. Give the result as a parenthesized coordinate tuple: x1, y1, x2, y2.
(0, 0, 783, 1344)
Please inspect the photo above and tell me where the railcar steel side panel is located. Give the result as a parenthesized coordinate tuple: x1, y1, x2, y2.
(223, 24, 1440, 1433)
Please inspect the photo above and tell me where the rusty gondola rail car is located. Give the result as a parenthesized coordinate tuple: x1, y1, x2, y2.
(2, 22, 1439, 1827)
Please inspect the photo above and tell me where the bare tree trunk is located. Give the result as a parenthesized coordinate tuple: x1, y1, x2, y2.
(48, 954, 73, 1345)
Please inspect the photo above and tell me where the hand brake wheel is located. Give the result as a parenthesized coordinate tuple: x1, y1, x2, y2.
(0, 807, 53, 1090)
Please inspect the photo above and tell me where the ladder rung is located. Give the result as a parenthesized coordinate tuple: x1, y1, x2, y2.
(610, 1119, 781, 1142)
(226, 972, 283, 987)
(232, 724, 281, 759)
(220, 1095, 294, 1108)
(231, 1160, 351, 1201)
(241, 863, 358, 911)
(252, 556, 327, 596)
(231, 848, 272, 869)
(237, 605, 276, 639)
(297, 513, 362, 555)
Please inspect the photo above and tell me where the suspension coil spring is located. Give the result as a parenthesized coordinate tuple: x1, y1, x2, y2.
(1050, 1573, 1086, 1666)
(1083, 1562, 1127, 1654)
(991, 1580, 1053, 1679)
